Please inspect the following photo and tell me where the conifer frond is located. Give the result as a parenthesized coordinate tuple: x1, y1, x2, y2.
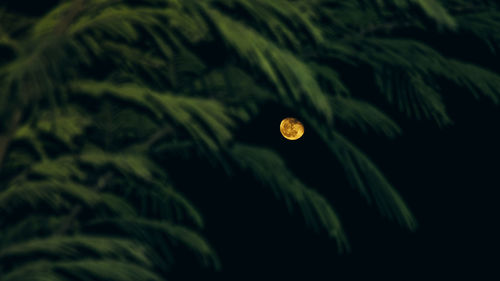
(79, 146, 160, 182)
(57, 260, 163, 281)
(91, 103, 160, 149)
(309, 63, 349, 97)
(2, 260, 164, 281)
(102, 41, 167, 77)
(204, 7, 333, 121)
(9, 108, 90, 163)
(1, 261, 63, 281)
(30, 156, 85, 181)
(331, 96, 402, 137)
(230, 144, 349, 252)
(0, 27, 18, 52)
(361, 0, 456, 28)
(77, 146, 205, 226)
(457, 11, 500, 54)
(326, 38, 500, 124)
(71, 81, 162, 117)
(69, 7, 160, 40)
(151, 93, 236, 150)
(161, 186, 204, 227)
(0, 216, 64, 247)
(29, 1, 73, 37)
(192, 66, 272, 119)
(445, 59, 500, 103)
(0, 0, 171, 115)
(161, 4, 211, 44)
(375, 69, 452, 126)
(411, 0, 457, 28)
(122, 180, 204, 227)
(32, 0, 159, 40)
(12, 126, 47, 160)
(0, 44, 63, 109)
(0, 180, 135, 217)
(34, 108, 92, 149)
(72, 80, 238, 150)
(85, 218, 220, 269)
(0, 236, 151, 266)
(312, 123, 417, 230)
(215, 0, 323, 49)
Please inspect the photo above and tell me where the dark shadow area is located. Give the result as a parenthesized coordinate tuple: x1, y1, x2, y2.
(165, 95, 499, 280)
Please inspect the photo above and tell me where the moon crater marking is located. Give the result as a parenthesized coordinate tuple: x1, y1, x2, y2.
(280, 117, 304, 140)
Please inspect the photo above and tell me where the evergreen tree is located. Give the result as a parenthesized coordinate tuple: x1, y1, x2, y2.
(0, 0, 499, 279)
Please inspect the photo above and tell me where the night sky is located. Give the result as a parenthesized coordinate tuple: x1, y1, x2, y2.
(167, 93, 499, 280)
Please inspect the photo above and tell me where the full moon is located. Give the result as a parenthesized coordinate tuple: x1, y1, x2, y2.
(280, 117, 304, 140)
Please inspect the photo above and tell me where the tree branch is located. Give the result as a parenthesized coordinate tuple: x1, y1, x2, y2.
(142, 126, 174, 148)
(54, 171, 114, 235)
(54, 0, 87, 35)
(0, 109, 22, 173)
(358, 22, 414, 37)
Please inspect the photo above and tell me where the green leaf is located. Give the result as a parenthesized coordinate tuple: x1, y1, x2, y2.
(0, 236, 151, 266)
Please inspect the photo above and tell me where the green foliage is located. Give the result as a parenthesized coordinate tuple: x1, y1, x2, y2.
(72, 80, 240, 151)
(316, 125, 417, 230)
(0, 0, 499, 279)
(324, 38, 500, 125)
(411, 0, 457, 28)
(84, 218, 220, 269)
(2, 260, 163, 281)
(0, 179, 136, 217)
(0, 236, 151, 265)
(230, 144, 349, 252)
(205, 7, 333, 121)
(330, 96, 402, 137)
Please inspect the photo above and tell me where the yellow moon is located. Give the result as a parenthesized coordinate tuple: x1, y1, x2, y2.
(280, 117, 304, 140)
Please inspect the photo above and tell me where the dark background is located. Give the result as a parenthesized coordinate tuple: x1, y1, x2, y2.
(171, 94, 499, 280)
(5, 0, 499, 279)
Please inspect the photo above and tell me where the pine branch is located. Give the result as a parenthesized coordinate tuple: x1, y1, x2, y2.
(54, 0, 87, 35)
(54, 172, 113, 235)
(358, 22, 414, 37)
(141, 126, 175, 149)
(0, 109, 22, 173)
